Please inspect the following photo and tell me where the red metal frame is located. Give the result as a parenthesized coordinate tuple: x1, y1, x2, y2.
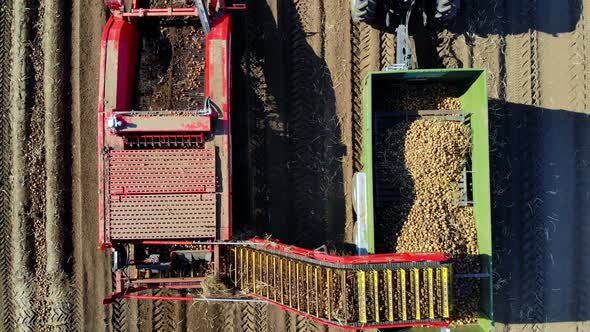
(247, 238, 450, 264)
(97, 11, 232, 247)
(248, 294, 450, 331)
(104, 0, 245, 18)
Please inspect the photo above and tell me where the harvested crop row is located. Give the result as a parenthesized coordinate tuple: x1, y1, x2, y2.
(375, 85, 480, 324)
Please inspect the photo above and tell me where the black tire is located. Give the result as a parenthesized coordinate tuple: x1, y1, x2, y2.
(363, 0, 387, 29)
(435, 0, 460, 21)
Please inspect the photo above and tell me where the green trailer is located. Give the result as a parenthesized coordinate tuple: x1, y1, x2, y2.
(355, 68, 493, 331)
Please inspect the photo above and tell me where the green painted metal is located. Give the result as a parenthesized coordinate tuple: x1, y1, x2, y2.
(360, 69, 493, 331)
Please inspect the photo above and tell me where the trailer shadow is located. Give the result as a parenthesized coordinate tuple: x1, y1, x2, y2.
(231, 0, 347, 250)
(489, 100, 590, 325)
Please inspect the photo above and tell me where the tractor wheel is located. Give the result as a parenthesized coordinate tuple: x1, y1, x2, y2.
(351, 0, 387, 29)
(434, 0, 460, 20)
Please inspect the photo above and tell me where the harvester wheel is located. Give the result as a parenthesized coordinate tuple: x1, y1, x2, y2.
(434, 0, 460, 20)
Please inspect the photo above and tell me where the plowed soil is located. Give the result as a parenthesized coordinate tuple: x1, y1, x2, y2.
(1, 0, 590, 331)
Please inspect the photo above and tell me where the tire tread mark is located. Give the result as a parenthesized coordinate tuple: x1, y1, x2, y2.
(569, 0, 587, 114)
(436, 28, 460, 68)
(0, 0, 14, 330)
(152, 290, 176, 332)
(288, 0, 323, 247)
(522, 1, 545, 330)
(240, 303, 257, 332)
(111, 275, 128, 332)
(570, 0, 590, 324)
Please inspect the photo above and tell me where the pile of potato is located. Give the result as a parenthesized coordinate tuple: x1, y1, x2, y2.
(376, 86, 481, 324)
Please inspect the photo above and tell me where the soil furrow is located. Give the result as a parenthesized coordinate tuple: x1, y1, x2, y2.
(0, 0, 14, 330)
(27, 1, 49, 328)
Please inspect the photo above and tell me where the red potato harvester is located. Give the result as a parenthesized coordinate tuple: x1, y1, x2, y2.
(97, 1, 454, 329)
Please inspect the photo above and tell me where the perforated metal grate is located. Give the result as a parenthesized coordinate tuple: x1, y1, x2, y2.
(108, 149, 216, 194)
(106, 148, 217, 240)
(108, 193, 216, 239)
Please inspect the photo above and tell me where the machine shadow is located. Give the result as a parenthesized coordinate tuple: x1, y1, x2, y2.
(412, 0, 583, 68)
(231, 1, 347, 250)
(489, 99, 590, 324)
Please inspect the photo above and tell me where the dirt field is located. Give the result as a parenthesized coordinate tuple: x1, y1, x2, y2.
(1, 0, 590, 331)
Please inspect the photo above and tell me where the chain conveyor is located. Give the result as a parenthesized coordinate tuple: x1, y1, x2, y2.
(226, 240, 452, 330)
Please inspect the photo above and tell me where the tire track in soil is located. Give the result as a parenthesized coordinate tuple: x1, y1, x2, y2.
(241, 1, 274, 234)
(241, 0, 269, 232)
(350, 20, 390, 249)
(0, 0, 14, 330)
(520, 1, 546, 329)
(41, 0, 77, 329)
(220, 302, 236, 332)
(569, 0, 588, 115)
(489, 0, 545, 326)
(8, 1, 42, 330)
(151, 290, 179, 332)
(436, 28, 461, 68)
(570, 0, 590, 326)
(350, 23, 381, 174)
(111, 275, 130, 332)
(239, 303, 258, 332)
(287, 0, 334, 248)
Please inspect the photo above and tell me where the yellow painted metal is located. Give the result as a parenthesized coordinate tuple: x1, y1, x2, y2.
(386, 269, 394, 322)
(413, 268, 420, 320)
(357, 271, 367, 324)
(372, 271, 380, 322)
(400, 269, 407, 321)
(265, 254, 269, 298)
(233, 248, 237, 287)
(296, 263, 301, 311)
(442, 267, 450, 318)
(272, 256, 277, 301)
(427, 268, 434, 319)
(239, 247, 244, 290)
(252, 251, 256, 294)
(326, 268, 332, 321)
(245, 248, 249, 290)
(231, 245, 452, 325)
(341, 270, 348, 324)
(279, 258, 284, 304)
(314, 266, 319, 317)
(306, 265, 311, 314)
(288, 261, 293, 307)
